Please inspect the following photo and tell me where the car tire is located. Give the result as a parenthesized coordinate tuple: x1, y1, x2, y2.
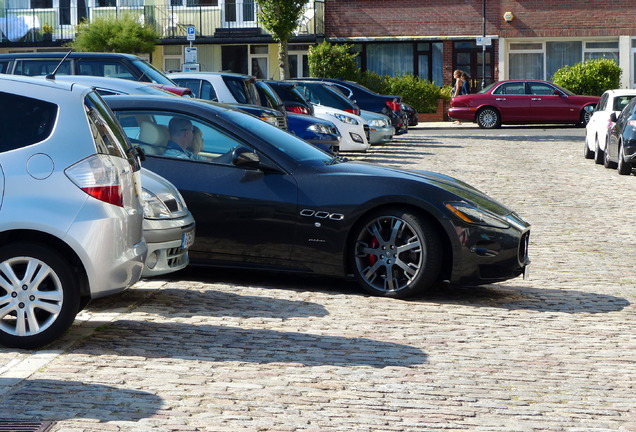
(0, 243, 80, 349)
(604, 144, 617, 169)
(581, 109, 593, 126)
(583, 137, 594, 159)
(617, 142, 632, 175)
(350, 208, 442, 299)
(476, 107, 501, 129)
(594, 136, 604, 165)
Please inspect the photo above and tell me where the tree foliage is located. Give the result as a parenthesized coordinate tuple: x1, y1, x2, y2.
(257, 0, 306, 79)
(69, 14, 159, 54)
(552, 58, 622, 96)
(307, 41, 359, 80)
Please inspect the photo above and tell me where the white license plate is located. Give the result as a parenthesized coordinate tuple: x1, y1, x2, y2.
(181, 230, 195, 249)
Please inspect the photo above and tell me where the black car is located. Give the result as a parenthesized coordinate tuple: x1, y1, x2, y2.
(0, 52, 176, 86)
(264, 80, 315, 115)
(293, 78, 408, 134)
(605, 98, 636, 175)
(104, 94, 531, 299)
(402, 103, 419, 127)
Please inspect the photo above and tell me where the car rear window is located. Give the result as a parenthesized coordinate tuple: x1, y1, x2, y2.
(0, 91, 57, 152)
(222, 76, 252, 104)
(84, 92, 141, 171)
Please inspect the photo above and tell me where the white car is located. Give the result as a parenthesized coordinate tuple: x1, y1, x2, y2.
(585, 89, 636, 163)
(311, 104, 370, 152)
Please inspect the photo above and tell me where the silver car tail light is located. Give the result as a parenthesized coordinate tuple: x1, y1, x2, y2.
(65, 154, 125, 207)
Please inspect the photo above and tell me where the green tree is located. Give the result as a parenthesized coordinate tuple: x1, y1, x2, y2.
(552, 58, 622, 96)
(307, 41, 359, 80)
(69, 13, 159, 54)
(257, 0, 307, 79)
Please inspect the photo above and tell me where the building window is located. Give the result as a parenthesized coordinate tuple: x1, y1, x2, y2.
(366, 43, 413, 77)
(289, 44, 309, 78)
(509, 43, 544, 80)
(249, 44, 268, 79)
(164, 45, 182, 72)
(584, 41, 619, 62)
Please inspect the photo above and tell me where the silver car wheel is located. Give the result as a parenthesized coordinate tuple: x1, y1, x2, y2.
(352, 210, 442, 298)
(0, 256, 64, 337)
(477, 108, 500, 129)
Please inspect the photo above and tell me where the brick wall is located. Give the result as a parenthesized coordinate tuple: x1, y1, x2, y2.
(325, 0, 636, 39)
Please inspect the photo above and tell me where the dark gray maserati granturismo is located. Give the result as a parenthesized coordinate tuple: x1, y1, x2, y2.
(104, 94, 530, 299)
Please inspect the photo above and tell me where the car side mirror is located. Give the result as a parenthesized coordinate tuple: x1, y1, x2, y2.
(232, 146, 261, 169)
(609, 112, 618, 122)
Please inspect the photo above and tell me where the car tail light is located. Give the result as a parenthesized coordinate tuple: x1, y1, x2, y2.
(344, 108, 361, 116)
(288, 106, 310, 115)
(65, 154, 125, 207)
(628, 120, 636, 128)
(385, 100, 401, 112)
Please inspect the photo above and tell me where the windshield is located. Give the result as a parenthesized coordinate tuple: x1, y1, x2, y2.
(221, 109, 335, 166)
(131, 59, 176, 85)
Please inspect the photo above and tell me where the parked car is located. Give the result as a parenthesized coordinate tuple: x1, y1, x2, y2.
(292, 77, 408, 134)
(169, 71, 287, 130)
(104, 94, 531, 300)
(139, 168, 195, 277)
(0, 75, 147, 349)
(255, 80, 340, 154)
(266, 81, 370, 152)
(32, 75, 201, 277)
(361, 110, 395, 145)
(604, 97, 636, 175)
(289, 80, 362, 115)
(448, 80, 599, 128)
(584, 89, 636, 163)
(402, 102, 419, 127)
(0, 52, 177, 86)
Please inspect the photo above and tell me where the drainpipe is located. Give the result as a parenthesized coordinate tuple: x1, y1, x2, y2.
(482, 0, 486, 89)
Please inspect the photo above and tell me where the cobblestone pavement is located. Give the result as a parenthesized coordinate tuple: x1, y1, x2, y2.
(1, 123, 635, 432)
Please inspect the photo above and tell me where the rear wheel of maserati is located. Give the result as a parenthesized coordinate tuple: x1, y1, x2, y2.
(350, 209, 442, 299)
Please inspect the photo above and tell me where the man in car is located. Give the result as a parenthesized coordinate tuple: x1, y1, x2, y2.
(164, 117, 206, 160)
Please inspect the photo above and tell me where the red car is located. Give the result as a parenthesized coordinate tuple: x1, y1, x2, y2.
(448, 80, 599, 129)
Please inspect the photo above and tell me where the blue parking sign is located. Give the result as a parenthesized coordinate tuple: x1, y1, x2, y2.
(187, 26, 195, 41)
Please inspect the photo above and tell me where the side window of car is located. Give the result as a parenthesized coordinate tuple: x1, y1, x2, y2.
(78, 60, 136, 80)
(224, 77, 249, 104)
(498, 83, 525, 95)
(334, 83, 353, 99)
(14, 59, 71, 76)
(613, 96, 634, 112)
(0, 60, 10, 73)
(529, 83, 556, 96)
(0, 91, 57, 152)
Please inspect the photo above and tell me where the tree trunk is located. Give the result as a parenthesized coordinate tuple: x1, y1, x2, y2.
(278, 40, 289, 80)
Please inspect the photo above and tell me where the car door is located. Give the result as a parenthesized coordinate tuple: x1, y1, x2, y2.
(527, 82, 576, 122)
(115, 110, 299, 265)
(490, 82, 531, 122)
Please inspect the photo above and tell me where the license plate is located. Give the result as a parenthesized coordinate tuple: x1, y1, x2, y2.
(181, 230, 195, 249)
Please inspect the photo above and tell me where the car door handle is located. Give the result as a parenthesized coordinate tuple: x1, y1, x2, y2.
(495, 97, 507, 101)
(531, 97, 542, 101)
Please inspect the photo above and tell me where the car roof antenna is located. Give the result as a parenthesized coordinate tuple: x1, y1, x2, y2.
(45, 50, 73, 80)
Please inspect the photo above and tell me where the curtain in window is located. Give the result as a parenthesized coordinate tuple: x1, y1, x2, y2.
(546, 41, 581, 80)
(509, 53, 544, 80)
(367, 43, 413, 76)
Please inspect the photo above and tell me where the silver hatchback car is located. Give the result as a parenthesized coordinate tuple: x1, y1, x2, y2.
(0, 76, 147, 349)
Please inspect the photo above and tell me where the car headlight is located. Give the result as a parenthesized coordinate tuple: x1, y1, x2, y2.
(307, 123, 332, 134)
(142, 188, 173, 219)
(259, 113, 279, 127)
(332, 113, 359, 125)
(445, 202, 510, 229)
(368, 119, 387, 127)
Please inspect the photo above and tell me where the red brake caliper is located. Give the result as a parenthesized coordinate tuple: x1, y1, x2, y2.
(368, 237, 379, 265)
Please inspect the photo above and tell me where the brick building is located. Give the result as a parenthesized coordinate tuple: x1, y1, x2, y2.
(325, 0, 636, 90)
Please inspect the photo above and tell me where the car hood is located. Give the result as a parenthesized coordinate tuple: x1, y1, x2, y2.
(318, 161, 519, 218)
